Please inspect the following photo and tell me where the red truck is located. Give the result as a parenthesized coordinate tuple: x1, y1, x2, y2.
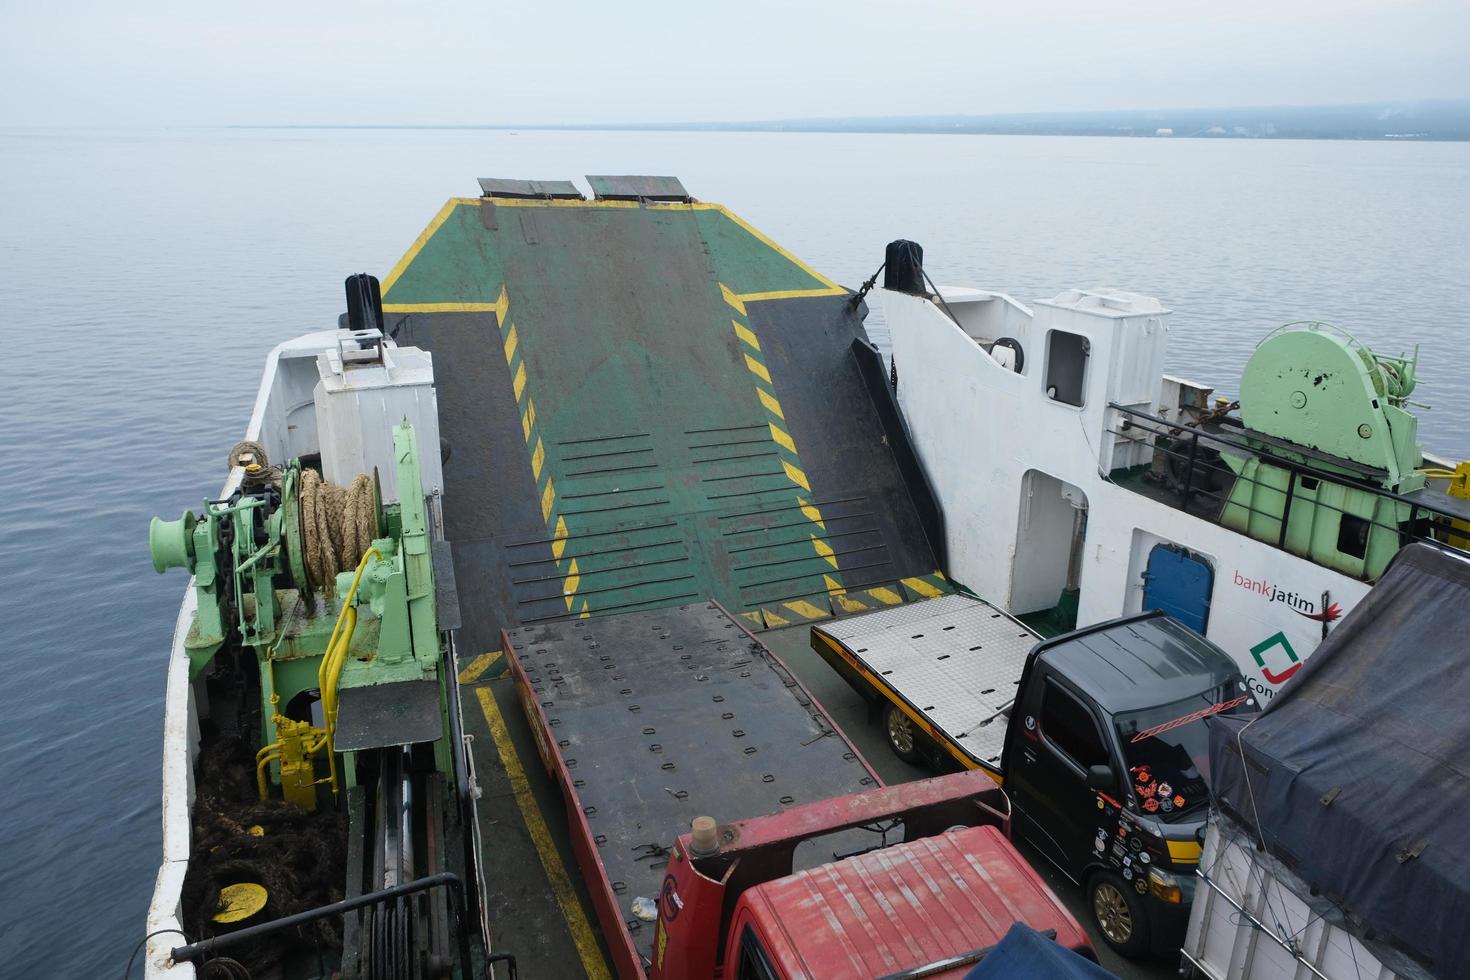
(503, 601, 1097, 979)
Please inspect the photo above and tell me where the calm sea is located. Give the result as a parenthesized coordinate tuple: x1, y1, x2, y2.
(2, 128, 1466, 977)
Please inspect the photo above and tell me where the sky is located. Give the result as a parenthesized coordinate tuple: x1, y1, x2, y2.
(3, 0, 1468, 127)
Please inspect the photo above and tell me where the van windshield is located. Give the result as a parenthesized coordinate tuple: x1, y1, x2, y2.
(1114, 685, 1256, 820)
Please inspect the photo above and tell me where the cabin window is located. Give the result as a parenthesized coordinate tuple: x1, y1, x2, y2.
(1040, 679, 1108, 771)
(1337, 513, 1369, 559)
(1045, 330, 1089, 407)
(736, 926, 778, 980)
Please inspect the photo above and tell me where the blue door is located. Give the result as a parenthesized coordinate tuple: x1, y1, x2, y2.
(1142, 544, 1213, 634)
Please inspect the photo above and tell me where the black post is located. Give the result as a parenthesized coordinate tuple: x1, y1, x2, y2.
(1278, 469, 1298, 550)
(170, 872, 475, 978)
(1180, 430, 1200, 514)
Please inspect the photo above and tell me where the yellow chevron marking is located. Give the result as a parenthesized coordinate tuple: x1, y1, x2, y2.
(513, 362, 528, 401)
(551, 516, 569, 559)
(757, 387, 785, 419)
(720, 282, 748, 316)
(763, 608, 791, 628)
(782, 460, 811, 492)
(824, 574, 845, 595)
(744, 353, 771, 385)
(733, 320, 761, 351)
(504, 323, 519, 361)
(740, 611, 764, 629)
(798, 496, 827, 530)
(563, 559, 581, 609)
(521, 398, 536, 441)
(811, 534, 839, 569)
(769, 423, 797, 454)
(835, 594, 872, 614)
(869, 587, 903, 605)
(456, 651, 501, 684)
(540, 478, 556, 522)
(578, 598, 591, 619)
(902, 575, 943, 598)
(530, 438, 545, 480)
(785, 599, 829, 621)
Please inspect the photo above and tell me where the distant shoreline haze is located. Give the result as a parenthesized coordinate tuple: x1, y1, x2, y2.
(242, 99, 1470, 142)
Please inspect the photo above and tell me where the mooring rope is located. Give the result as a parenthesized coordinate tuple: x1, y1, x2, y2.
(298, 468, 376, 592)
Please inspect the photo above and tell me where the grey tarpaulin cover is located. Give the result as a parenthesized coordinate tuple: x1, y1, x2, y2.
(1208, 543, 1470, 977)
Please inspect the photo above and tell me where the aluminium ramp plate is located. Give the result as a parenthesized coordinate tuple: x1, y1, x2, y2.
(815, 594, 1038, 767)
(505, 603, 877, 966)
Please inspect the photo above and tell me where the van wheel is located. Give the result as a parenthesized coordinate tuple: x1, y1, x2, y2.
(884, 704, 925, 764)
(1089, 872, 1151, 958)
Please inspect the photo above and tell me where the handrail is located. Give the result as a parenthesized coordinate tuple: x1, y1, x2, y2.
(169, 872, 482, 977)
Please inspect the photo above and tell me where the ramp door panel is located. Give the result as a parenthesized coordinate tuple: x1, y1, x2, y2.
(385, 193, 946, 653)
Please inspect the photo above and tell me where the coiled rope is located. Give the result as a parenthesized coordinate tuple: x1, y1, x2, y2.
(298, 469, 377, 592)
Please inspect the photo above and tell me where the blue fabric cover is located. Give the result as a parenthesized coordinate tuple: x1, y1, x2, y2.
(963, 923, 1117, 979)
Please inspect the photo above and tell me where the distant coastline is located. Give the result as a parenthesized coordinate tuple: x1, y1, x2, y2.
(242, 99, 1470, 142)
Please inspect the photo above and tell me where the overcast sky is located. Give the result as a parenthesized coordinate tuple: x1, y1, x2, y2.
(3, 0, 1468, 127)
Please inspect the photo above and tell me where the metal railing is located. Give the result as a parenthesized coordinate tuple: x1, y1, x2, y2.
(1107, 403, 1469, 580)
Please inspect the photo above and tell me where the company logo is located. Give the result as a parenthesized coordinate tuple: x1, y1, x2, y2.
(1250, 631, 1301, 685)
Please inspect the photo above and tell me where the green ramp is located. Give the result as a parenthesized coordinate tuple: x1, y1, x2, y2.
(387, 179, 947, 656)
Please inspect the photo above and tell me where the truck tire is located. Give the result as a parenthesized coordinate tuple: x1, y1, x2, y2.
(1089, 871, 1151, 958)
(884, 704, 926, 765)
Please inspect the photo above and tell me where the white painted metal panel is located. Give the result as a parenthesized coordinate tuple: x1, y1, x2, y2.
(819, 594, 1037, 766)
(1184, 815, 1409, 980)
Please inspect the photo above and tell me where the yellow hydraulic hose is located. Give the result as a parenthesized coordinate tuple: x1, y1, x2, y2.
(314, 547, 381, 797)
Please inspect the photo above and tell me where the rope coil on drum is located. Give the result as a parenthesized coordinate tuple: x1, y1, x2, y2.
(298, 469, 377, 592)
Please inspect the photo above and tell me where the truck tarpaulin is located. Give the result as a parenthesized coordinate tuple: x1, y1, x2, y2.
(1207, 543, 1470, 977)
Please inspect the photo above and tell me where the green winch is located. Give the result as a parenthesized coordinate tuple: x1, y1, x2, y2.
(150, 421, 448, 809)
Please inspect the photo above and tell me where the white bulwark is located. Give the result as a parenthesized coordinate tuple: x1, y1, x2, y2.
(882, 282, 1374, 703)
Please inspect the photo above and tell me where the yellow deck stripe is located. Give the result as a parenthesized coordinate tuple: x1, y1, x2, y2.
(513, 362, 528, 401)
(552, 516, 569, 560)
(563, 559, 581, 610)
(531, 438, 545, 480)
(743, 353, 771, 384)
(540, 479, 556, 522)
(781, 460, 811, 492)
(785, 599, 828, 620)
(811, 534, 839, 569)
(521, 398, 536, 441)
(798, 497, 827, 530)
(382, 302, 504, 314)
(869, 587, 903, 605)
(756, 388, 784, 419)
(769, 423, 797, 454)
(720, 283, 748, 316)
(474, 687, 612, 980)
(732, 321, 761, 351)
(457, 651, 501, 685)
(735, 287, 846, 303)
(504, 323, 519, 360)
(381, 200, 462, 296)
(716, 206, 843, 292)
(902, 576, 943, 599)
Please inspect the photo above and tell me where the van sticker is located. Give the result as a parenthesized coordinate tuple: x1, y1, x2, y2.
(1135, 877, 1149, 894)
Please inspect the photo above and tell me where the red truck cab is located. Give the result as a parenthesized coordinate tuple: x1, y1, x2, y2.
(650, 771, 1094, 980)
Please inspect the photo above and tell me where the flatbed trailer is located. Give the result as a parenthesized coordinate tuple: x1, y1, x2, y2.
(811, 592, 1039, 774)
(502, 601, 882, 978)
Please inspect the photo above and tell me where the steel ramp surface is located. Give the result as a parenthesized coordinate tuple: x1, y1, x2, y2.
(387, 186, 945, 655)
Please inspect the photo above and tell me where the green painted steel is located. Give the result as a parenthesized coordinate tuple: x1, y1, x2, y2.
(1220, 323, 1425, 580)
(385, 195, 946, 647)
